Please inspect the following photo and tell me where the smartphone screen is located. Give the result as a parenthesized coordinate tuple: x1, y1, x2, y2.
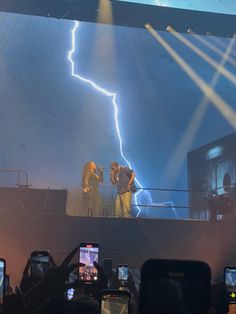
(0, 259, 6, 306)
(65, 271, 77, 301)
(79, 242, 99, 282)
(118, 265, 128, 282)
(139, 259, 211, 314)
(30, 251, 50, 277)
(101, 290, 130, 314)
(224, 267, 236, 303)
(66, 288, 75, 301)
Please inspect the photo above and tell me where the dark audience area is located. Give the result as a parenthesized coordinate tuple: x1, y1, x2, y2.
(0, 245, 233, 314)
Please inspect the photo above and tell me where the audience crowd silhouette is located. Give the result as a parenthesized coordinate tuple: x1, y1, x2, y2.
(0, 245, 231, 314)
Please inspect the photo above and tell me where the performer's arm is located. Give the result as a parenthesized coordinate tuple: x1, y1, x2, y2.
(127, 172, 135, 190)
(97, 166, 104, 182)
(110, 170, 117, 185)
(83, 173, 90, 192)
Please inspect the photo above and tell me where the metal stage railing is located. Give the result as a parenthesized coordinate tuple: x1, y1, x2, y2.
(98, 184, 190, 219)
(0, 168, 30, 187)
(99, 184, 235, 220)
(0, 169, 234, 221)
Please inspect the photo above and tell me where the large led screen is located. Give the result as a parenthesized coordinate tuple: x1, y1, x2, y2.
(0, 12, 235, 219)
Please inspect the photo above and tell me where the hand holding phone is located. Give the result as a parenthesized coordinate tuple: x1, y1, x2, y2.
(30, 251, 50, 277)
(224, 267, 236, 303)
(0, 259, 6, 307)
(79, 242, 99, 282)
(117, 265, 129, 286)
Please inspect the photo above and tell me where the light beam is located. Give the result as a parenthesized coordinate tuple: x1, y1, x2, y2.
(187, 29, 236, 68)
(167, 26, 236, 86)
(207, 32, 236, 59)
(164, 36, 235, 187)
(146, 23, 236, 130)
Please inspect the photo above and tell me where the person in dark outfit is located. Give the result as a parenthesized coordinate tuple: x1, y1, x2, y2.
(110, 161, 136, 218)
(82, 161, 103, 216)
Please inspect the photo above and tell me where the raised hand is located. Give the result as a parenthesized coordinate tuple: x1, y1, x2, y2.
(24, 246, 84, 310)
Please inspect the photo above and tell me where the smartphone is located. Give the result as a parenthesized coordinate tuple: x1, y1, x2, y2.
(224, 267, 236, 303)
(139, 259, 211, 314)
(30, 251, 50, 277)
(0, 259, 6, 306)
(79, 242, 99, 282)
(65, 271, 77, 301)
(100, 289, 130, 314)
(117, 265, 128, 284)
(66, 288, 75, 301)
(103, 258, 113, 277)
